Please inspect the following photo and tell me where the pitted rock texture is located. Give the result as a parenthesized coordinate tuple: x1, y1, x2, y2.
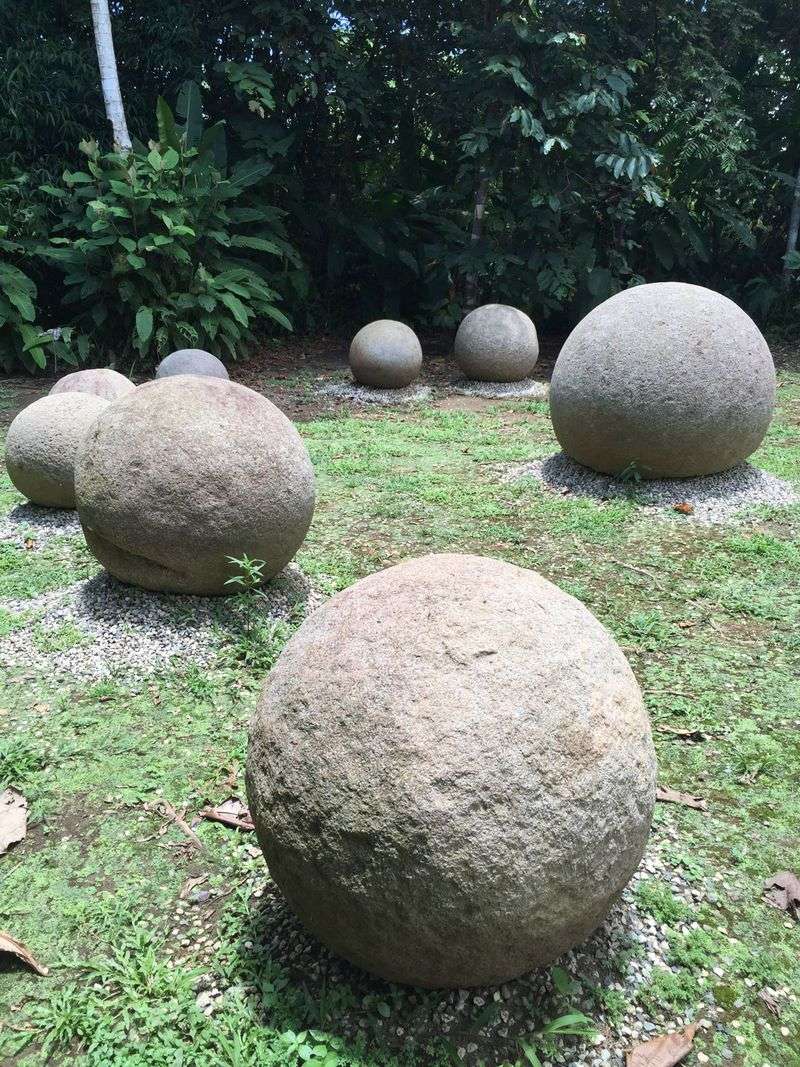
(155, 348, 230, 380)
(549, 282, 776, 479)
(246, 553, 656, 988)
(75, 377, 315, 595)
(50, 368, 135, 401)
(454, 304, 539, 382)
(349, 320, 423, 389)
(5, 393, 110, 508)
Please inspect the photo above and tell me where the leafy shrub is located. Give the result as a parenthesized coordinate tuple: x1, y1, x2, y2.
(41, 97, 299, 369)
(0, 174, 53, 372)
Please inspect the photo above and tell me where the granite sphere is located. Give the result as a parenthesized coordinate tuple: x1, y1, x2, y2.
(246, 553, 656, 988)
(50, 368, 135, 401)
(5, 393, 110, 508)
(454, 304, 539, 382)
(549, 282, 777, 479)
(349, 320, 422, 389)
(155, 349, 229, 380)
(75, 377, 315, 595)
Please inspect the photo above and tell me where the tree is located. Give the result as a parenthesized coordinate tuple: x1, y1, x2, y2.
(89, 0, 131, 149)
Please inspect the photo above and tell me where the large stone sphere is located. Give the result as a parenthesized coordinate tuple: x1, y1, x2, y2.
(155, 349, 229, 380)
(5, 393, 110, 508)
(549, 282, 776, 479)
(454, 304, 539, 382)
(50, 368, 135, 401)
(246, 553, 656, 988)
(75, 377, 315, 595)
(349, 320, 422, 388)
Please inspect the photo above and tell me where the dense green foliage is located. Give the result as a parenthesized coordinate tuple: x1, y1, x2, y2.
(0, 0, 798, 370)
(41, 103, 294, 368)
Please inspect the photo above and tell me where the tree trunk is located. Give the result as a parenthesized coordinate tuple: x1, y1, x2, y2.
(783, 159, 800, 288)
(464, 168, 489, 310)
(90, 0, 131, 150)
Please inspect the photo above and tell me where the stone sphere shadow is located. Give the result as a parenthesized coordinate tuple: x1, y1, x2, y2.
(229, 876, 656, 1066)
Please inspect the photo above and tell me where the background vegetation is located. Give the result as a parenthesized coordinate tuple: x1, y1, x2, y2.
(1, 0, 798, 371)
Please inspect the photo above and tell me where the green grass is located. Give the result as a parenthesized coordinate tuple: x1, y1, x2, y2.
(1, 373, 800, 1065)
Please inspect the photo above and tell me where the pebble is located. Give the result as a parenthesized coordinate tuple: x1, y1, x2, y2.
(318, 380, 432, 406)
(450, 377, 548, 400)
(0, 503, 82, 547)
(0, 562, 319, 680)
(507, 452, 798, 525)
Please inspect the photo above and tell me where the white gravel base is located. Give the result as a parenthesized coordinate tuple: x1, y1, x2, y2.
(318, 380, 432, 405)
(0, 564, 318, 680)
(511, 452, 798, 524)
(451, 377, 548, 400)
(176, 833, 725, 1066)
(0, 503, 82, 546)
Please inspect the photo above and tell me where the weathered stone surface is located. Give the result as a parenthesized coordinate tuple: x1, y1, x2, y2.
(549, 282, 776, 479)
(50, 368, 135, 401)
(349, 320, 422, 389)
(246, 553, 656, 988)
(5, 394, 110, 508)
(75, 377, 315, 595)
(454, 304, 539, 382)
(155, 349, 229, 380)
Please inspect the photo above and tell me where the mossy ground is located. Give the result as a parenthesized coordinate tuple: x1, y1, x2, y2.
(0, 362, 799, 1066)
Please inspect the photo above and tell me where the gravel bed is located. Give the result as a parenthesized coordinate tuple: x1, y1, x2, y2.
(172, 833, 724, 1066)
(0, 564, 319, 680)
(318, 380, 433, 405)
(0, 503, 83, 547)
(510, 452, 798, 524)
(450, 377, 549, 400)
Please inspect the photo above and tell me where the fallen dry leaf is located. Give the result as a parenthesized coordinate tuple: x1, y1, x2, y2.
(0, 931, 49, 976)
(673, 502, 695, 515)
(656, 786, 707, 811)
(763, 871, 800, 919)
(0, 789, 27, 855)
(24, 537, 35, 550)
(180, 874, 209, 899)
(200, 798, 255, 832)
(626, 1023, 698, 1067)
(656, 726, 708, 742)
(758, 988, 781, 1016)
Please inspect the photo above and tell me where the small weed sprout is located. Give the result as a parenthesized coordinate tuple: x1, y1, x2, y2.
(518, 1010, 596, 1066)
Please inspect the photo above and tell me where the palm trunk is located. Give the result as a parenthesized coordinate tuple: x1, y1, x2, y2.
(90, 0, 131, 150)
(783, 160, 800, 289)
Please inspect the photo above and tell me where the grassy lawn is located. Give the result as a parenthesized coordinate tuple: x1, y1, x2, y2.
(1, 367, 799, 1066)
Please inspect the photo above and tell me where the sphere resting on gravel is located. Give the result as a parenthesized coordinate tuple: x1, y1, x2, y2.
(50, 368, 135, 401)
(246, 552, 656, 988)
(349, 320, 422, 389)
(75, 377, 315, 595)
(454, 304, 539, 382)
(5, 393, 110, 508)
(549, 282, 776, 479)
(155, 348, 229, 380)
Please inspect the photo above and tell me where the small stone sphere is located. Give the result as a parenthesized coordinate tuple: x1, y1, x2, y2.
(454, 304, 539, 382)
(5, 393, 110, 508)
(50, 368, 135, 401)
(155, 349, 229, 380)
(349, 320, 422, 389)
(246, 553, 656, 988)
(550, 282, 776, 479)
(75, 377, 315, 595)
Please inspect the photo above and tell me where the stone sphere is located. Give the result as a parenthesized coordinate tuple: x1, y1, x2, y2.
(5, 393, 110, 508)
(155, 349, 229, 380)
(246, 553, 656, 988)
(75, 377, 315, 595)
(349, 320, 422, 389)
(50, 368, 135, 401)
(549, 282, 776, 479)
(454, 304, 539, 382)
